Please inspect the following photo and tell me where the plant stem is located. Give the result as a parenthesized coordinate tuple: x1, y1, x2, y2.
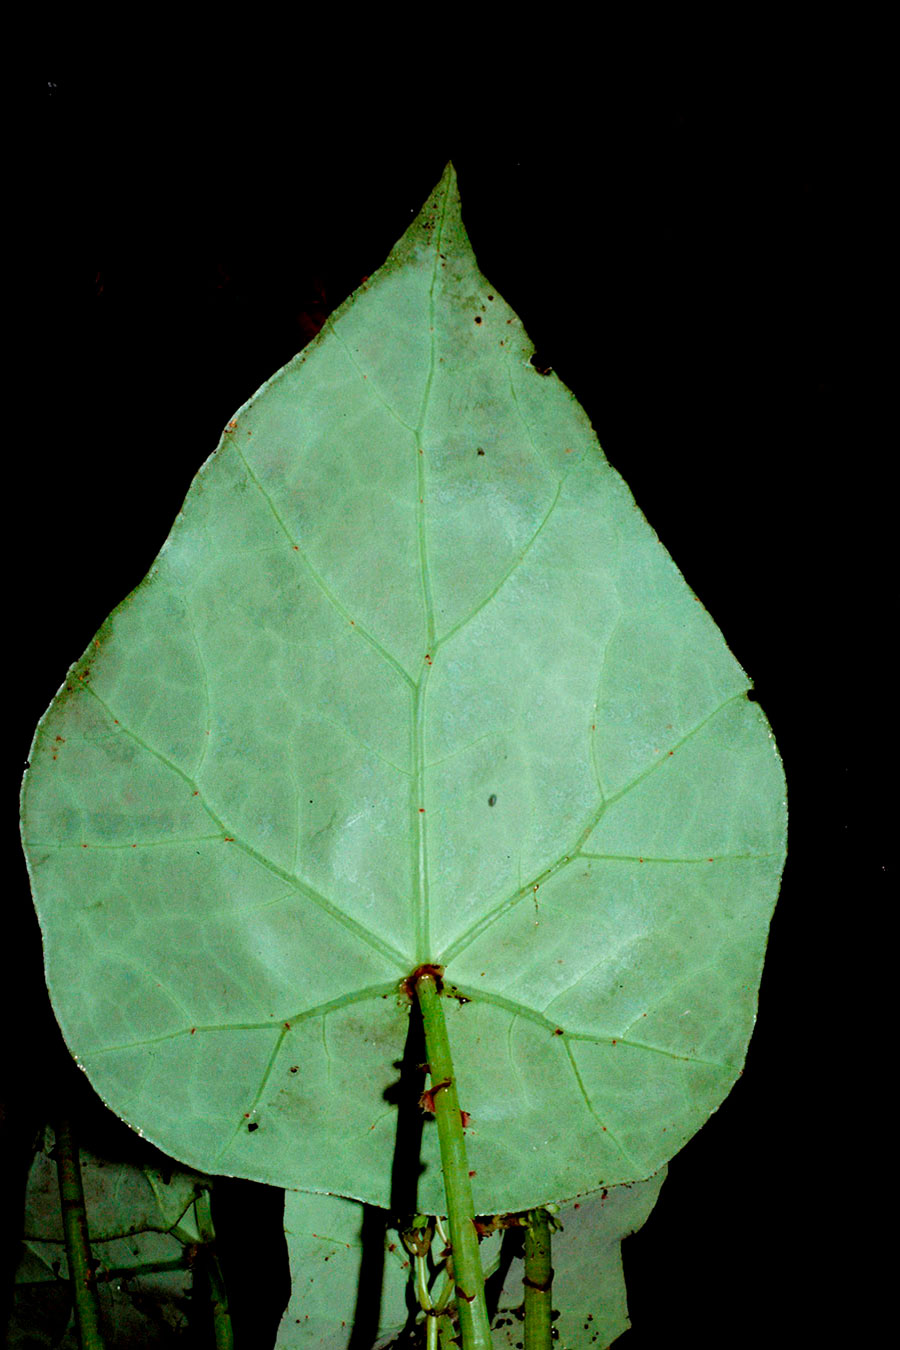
(194, 1189, 235, 1350)
(523, 1208, 553, 1350)
(54, 1116, 105, 1350)
(414, 972, 492, 1350)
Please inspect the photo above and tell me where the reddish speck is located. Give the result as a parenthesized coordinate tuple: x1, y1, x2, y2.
(574, 1202, 580, 1210)
(223, 837, 235, 842)
(553, 1028, 564, 1036)
(468, 1170, 476, 1177)
(460, 1110, 471, 1127)
(419, 808, 425, 813)
(190, 1028, 196, 1035)
(284, 1022, 291, 1030)
(611, 1040, 617, 1046)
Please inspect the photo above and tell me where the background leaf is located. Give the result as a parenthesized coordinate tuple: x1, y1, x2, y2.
(10, 1127, 210, 1348)
(22, 165, 785, 1219)
(490, 1174, 666, 1350)
(276, 1193, 409, 1349)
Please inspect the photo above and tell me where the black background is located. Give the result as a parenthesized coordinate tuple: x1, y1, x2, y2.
(6, 57, 879, 1347)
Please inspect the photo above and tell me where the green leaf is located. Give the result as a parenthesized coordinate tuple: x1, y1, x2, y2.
(22, 1127, 206, 1246)
(277, 1193, 410, 1348)
(12, 1127, 209, 1347)
(491, 1174, 666, 1349)
(21, 164, 786, 1216)
(275, 1175, 666, 1350)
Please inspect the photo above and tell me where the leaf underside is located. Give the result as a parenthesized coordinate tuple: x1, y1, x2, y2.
(22, 164, 786, 1215)
(277, 1173, 666, 1349)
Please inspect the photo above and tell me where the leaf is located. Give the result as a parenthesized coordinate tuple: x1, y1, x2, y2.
(21, 164, 786, 1216)
(274, 1174, 666, 1350)
(11, 1127, 209, 1347)
(277, 1193, 410, 1349)
(22, 1126, 206, 1245)
(491, 1174, 666, 1349)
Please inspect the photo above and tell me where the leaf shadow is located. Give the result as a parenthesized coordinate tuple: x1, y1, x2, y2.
(348, 1000, 431, 1348)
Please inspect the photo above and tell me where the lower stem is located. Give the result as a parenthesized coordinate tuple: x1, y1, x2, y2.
(194, 1189, 235, 1350)
(414, 972, 492, 1350)
(54, 1116, 105, 1350)
(523, 1208, 553, 1350)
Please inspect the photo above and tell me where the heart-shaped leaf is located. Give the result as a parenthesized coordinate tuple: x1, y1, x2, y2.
(21, 164, 786, 1217)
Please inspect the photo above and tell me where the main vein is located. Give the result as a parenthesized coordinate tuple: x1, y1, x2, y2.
(410, 178, 451, 961)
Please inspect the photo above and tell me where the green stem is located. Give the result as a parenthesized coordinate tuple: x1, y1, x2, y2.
(414, 972, 492, 1350)
(54, 1117, 105, 1350)
(523, 1208, 553, 1350)
(194, 1190, 235, 1350)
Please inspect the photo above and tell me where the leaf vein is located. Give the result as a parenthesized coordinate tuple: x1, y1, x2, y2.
(233, 442, 416, 690)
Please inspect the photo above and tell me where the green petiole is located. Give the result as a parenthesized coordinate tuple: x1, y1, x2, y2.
(414, 970, 492, 1350)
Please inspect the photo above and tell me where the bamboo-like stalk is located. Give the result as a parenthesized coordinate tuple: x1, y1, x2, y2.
(414, 972, 492, 1350)
(54, 1117, 105, 1350)
(523, 1208, 553, 1350)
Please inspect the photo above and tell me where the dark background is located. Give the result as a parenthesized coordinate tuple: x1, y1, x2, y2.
(6, 61, 878, 1347)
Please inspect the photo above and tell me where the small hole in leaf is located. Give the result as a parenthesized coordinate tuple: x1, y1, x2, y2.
(474, 315, 482, 324)
(488, 794, 497, 806)
(477, 448, 485, 456)
(247, 1122, 259, 1132)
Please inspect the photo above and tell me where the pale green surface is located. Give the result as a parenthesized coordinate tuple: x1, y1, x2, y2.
(275, 1176, 665, 1350)
(492, 1174, 666, 1349)
(277, 1192, 410, 1349)
(22, 164, 786, 1214)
